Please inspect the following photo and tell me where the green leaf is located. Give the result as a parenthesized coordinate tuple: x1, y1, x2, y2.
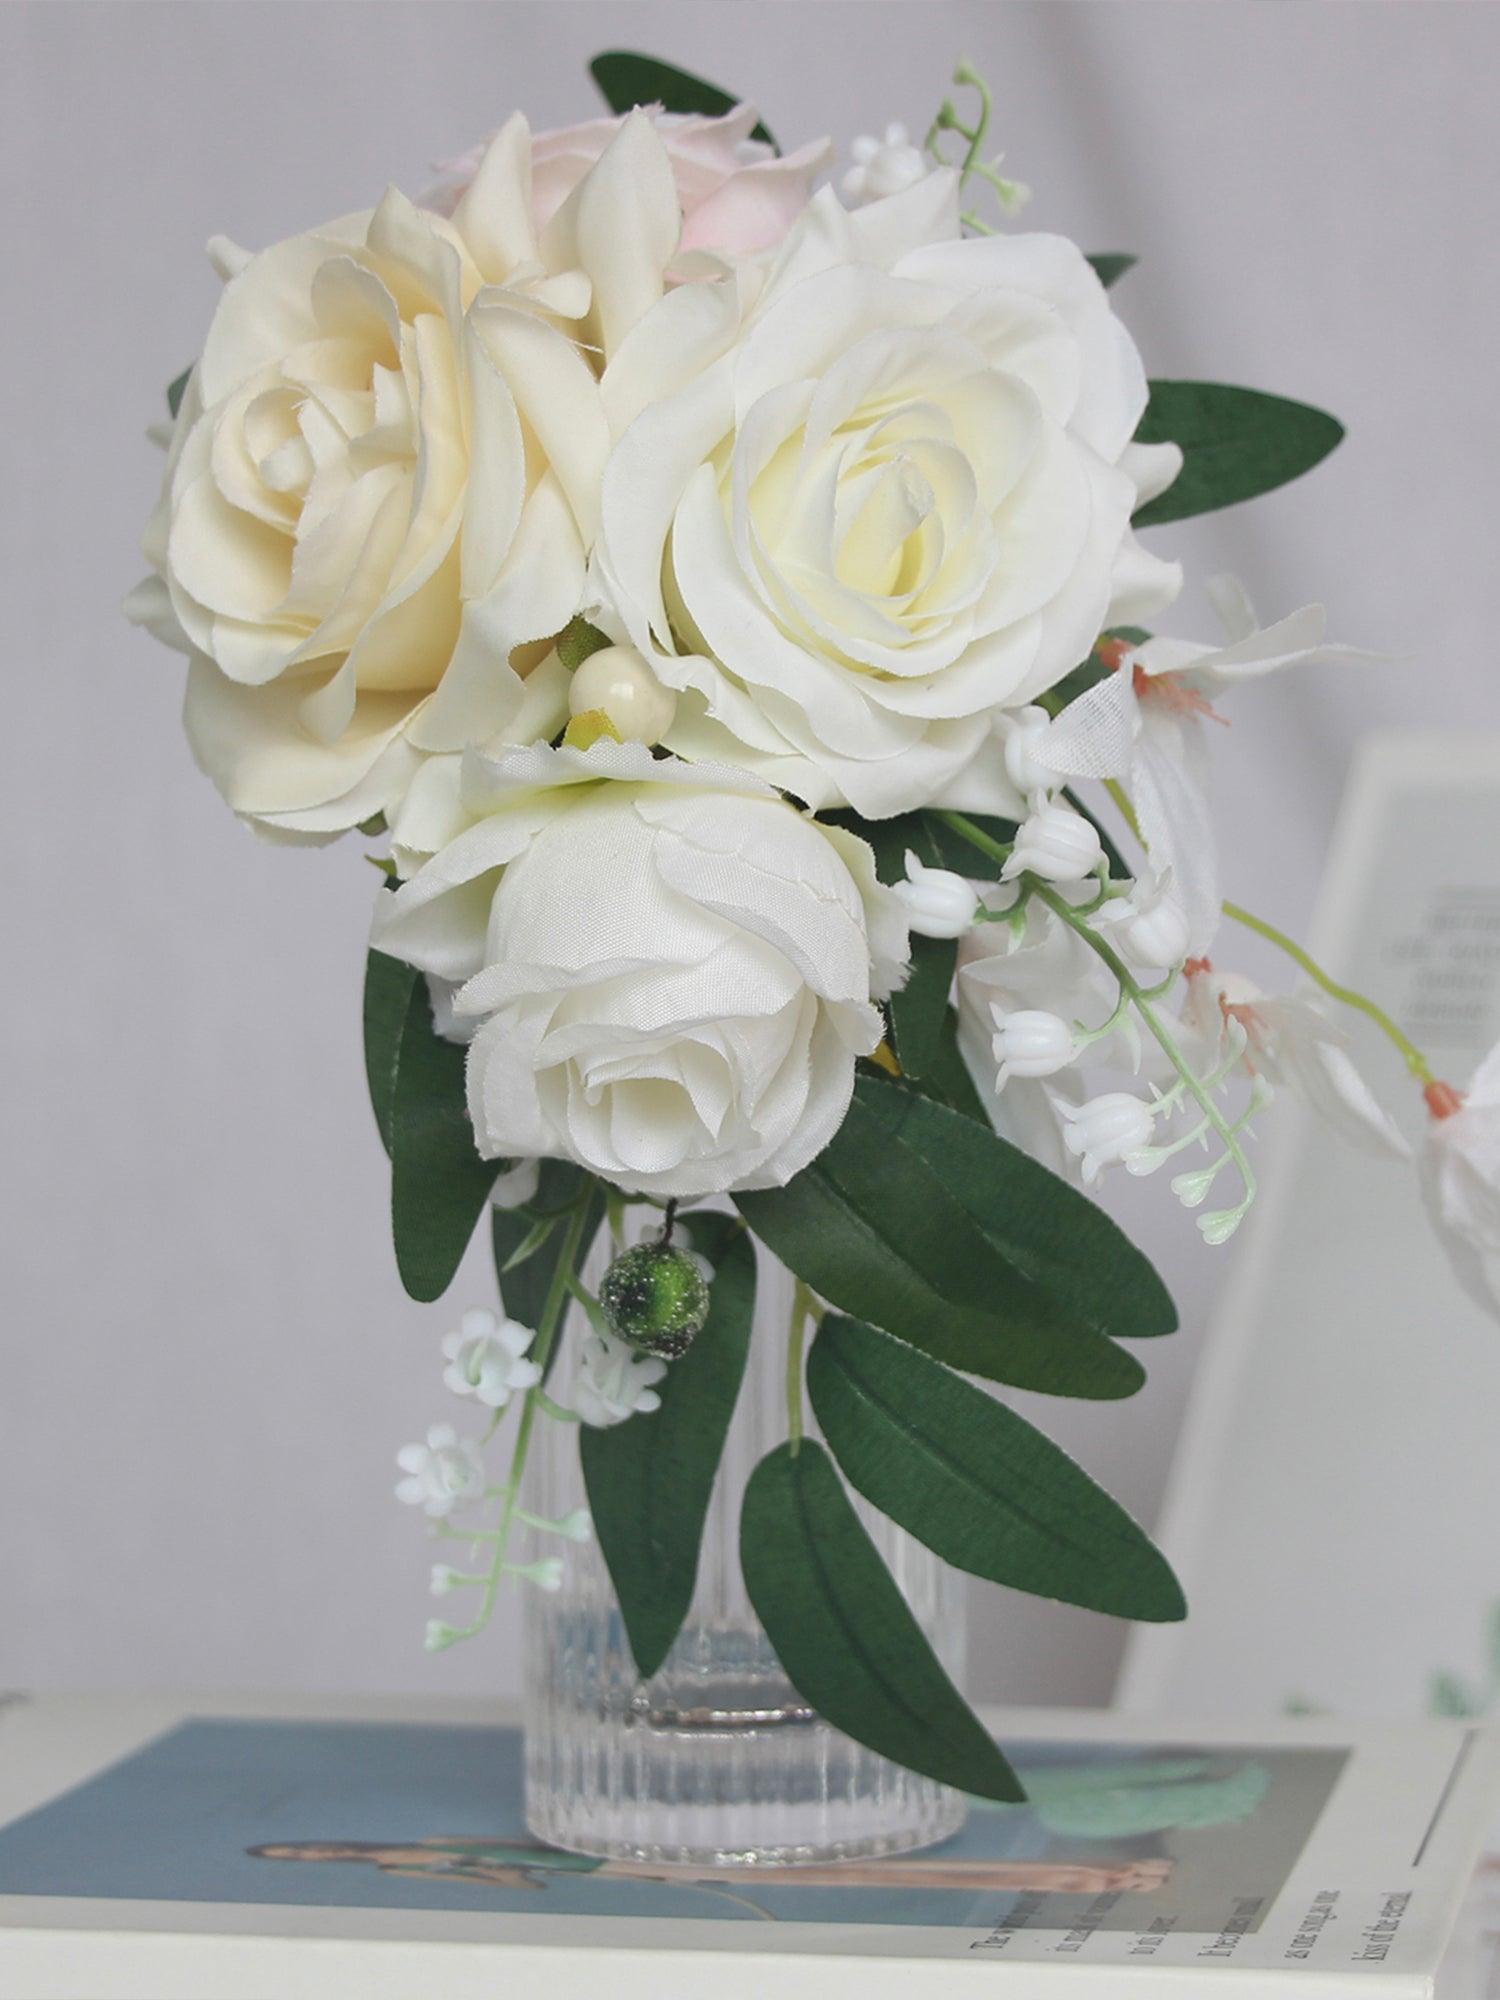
(737, 1084, 1147, 1398)
(854, 1074, 1176, 1342)
(362, 950, 418, 1156)
(890, 934, 955, 1081)
(907, 1022, 989, 1123)
(741, 1441, 1023, 1800)
(582, 1216, 756, 1676)
(808, 1317, 1186, 1621)
(590, 50, 776, 149)
(390, 976, 498, 1301)
(491, 1170, 605, 1338)
(166, 367, 192, 419)
(1133, 381, 1344, 529)
(556, 615, 612, 671)
(835, 807, 1017, 887)
(1087, 253, 1136, 289)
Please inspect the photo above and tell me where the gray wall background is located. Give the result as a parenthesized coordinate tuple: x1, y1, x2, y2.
(3, 0, 1495, 1708)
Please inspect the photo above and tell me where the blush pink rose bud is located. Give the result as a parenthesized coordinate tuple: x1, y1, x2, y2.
(426, 104, 831, 260)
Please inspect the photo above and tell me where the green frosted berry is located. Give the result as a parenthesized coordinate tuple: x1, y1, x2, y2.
(599, 1241, 710, 1359)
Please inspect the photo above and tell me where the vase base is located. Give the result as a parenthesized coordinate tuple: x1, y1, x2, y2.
(525, 1699, 966, 1869)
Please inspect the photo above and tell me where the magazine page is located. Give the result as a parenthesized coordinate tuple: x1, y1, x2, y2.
(0, 1699, 1495, 1995)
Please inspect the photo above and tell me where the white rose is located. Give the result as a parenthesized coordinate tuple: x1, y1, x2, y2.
(594, 175, 1182, 818)
(371, 742, 908, 1198)
(126, 115, 694, 838)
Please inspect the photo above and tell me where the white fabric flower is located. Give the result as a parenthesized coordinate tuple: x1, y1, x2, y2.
(394, 1424, 486, 1518)
(1103, 871, 1190, 971)
(572, 1328, 669, 1427)
(842, 124, 930, 205)
(1037, 578, 1378, 949)
(594, 175, 1182, 819)
(1181, 965, 1410, 1159)
(892, 851, 980, 938)
(1421, 1054, 1500, 1321)
(1003, 799, 1103, 883)
(489, 1158, 541, 1209)
(1058, 1091, 1157, 1184)
(427, 103, 831, 262)
(126, 113, 704, 838)
(440, 1306, 541, 1409)
(955, 903, 1133, 1175)
(372, 741, 909, 1198)
(992, 1008, 1076, 1084)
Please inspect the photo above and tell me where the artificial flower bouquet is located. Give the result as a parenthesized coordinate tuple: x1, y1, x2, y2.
(128, 49, 1498, 1806)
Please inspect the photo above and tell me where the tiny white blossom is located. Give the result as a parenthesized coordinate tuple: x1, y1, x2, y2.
(441, 1307, 541, 1410)
(1003, 800, 1103, 884)
(573, 1330, 668, 1428)
(842, 123, 929, 204)
(1001, 706, 1057, 799)
(892, 851, 980, 939)
(1107, 874, 1191, 971)
(992, 1008, 1076, 1085)
(1057, 1092, 1157, 1184)
(430, 1563, 462, 1597)
(395, 1424, 485, 1519)
(509, 1556, 566, 1593)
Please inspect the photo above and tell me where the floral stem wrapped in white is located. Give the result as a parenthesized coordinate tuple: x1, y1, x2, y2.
(373, 741, 909, 1198)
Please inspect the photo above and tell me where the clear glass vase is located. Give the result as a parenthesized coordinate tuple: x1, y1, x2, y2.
(523, 1228, 968, 1867)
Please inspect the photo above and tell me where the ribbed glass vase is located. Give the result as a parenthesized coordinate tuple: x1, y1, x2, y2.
(523, 1229, 967, 1867)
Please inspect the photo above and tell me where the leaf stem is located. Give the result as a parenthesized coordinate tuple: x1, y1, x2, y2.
(439, 1195, 593, 1643)
(1030, 880, 1257, 1235)
(786, 1280, 818, 1454)
(935, 810, 1014, 870)
(1222, 899, 1433, 1085)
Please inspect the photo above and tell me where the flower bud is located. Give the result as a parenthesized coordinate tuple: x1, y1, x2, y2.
(892, 852, 980, 939)
(992, 1009, 1075, 1085)
(1059, 1092, 1156, 1184)
(1114, 884, 1190, 970)
(567, 644, 677, 746)
(1001, 706, 1056, 798)
(599, 1241, 711, 1359)
(1003, 801, 1103, 883)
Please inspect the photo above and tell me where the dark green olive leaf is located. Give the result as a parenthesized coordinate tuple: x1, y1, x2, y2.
(582, 1217, 756, 1676)
(809, 1317, 1186, 1621)
(737, 1088, 1146, 1399)
(589, 50, 776, 149)
(1134, 381, 1344, 528)
(390, 977, 498, 1302)
(362, 949, 418, 1156)
(852, 1074, 1176, 1342)
(166, 367, 192, 419)
(890, 934, 956, 1081)
(1088, 253, 1136, 289)
(741, 1441, 1023, 1800)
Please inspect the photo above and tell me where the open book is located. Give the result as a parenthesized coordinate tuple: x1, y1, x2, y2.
(0, 1693, 1494, 1996)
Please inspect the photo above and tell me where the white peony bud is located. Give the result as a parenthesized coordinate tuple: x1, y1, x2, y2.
(568, 645, 677, 746)
(1001, 706, 1057, 798)
(1003, 801, 1103, 883)
(1058, 1092, 1156, 1184)
(892, 851, 980, 939)
(1112, 879, 1190, 970)
(992, 1008, 1076, 1085)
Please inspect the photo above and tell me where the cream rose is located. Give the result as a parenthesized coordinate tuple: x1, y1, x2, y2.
(126, 116, 698, 837)
(372, 743, 908, 1198)
(594, 174, 1183, 819)
(427, 103, 830, 261)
